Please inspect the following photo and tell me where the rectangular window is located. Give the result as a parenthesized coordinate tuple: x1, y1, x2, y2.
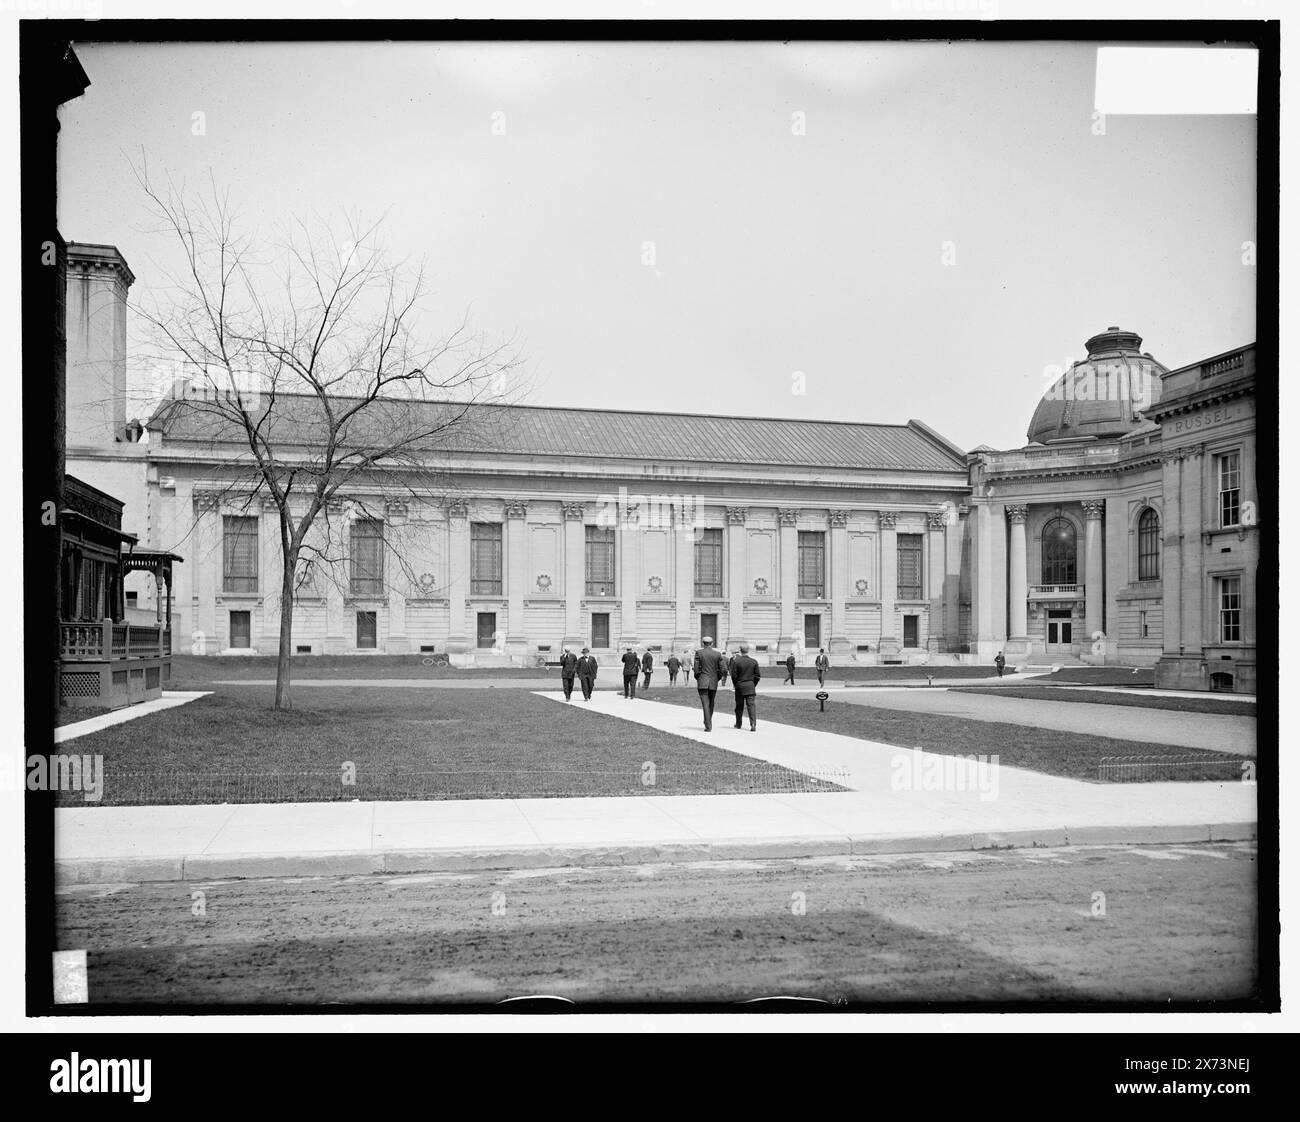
(223, 515, 259, 593)
(694, 527, 723, 598)
(350, 518, 384, 595)
(1139, 610, 1149, 639)
(897, 533, 923, 599)
(470, 522, 503, 595)
(585, 525, 615, 596)
(798, 531, 825, 599)
(1220, 576, 1241, 642)
(1218, 452, 1241, 527)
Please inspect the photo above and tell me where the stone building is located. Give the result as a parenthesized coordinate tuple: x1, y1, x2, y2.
(63, 245, 1258, 690)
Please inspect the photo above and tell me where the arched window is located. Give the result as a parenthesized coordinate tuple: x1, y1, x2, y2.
(1138, 508, 1160, 581)
(1041, 517, 1077, 586)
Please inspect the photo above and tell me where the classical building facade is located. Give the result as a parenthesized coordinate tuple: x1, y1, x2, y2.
(63, 245, 1259, 690)
(965, 327, 1257, 692)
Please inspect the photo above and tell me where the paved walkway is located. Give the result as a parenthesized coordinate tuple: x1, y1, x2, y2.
(55, 692, 211, 744)
(55, 690, 1256, 885)
(814, 688, 1256, 755)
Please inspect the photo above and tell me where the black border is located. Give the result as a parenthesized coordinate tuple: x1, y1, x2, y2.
(20, 16, 1281, 1023)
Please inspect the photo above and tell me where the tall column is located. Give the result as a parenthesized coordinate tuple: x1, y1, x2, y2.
(259, 496, 281, 653)
(193, 491, 219, 654)
(505, 500, 528, 654)
(672, 501, 695, 652)
(324, 499, 348, 652)
(778, 509, 798, 654)
(927, 511, 948, 650)
(945, 506, 965, 648)
(1006, 505, 1029, 645)
(617, 502, 639, 646)
(561, 503, 585, 650)
(384, 500, 410, 653)
(877, 511, 899, 657)
(725, 507, 747, 648)
(829, 509, 850, 656)
(445, 499, 470, 656)
(1180, 447, 1206, 654)
(1083, 499, 1105, 645)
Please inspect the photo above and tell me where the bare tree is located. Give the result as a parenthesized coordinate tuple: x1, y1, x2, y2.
(133, 167, 527, 708)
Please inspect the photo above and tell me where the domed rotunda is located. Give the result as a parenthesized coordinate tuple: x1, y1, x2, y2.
(1026, 327, 1167, 445)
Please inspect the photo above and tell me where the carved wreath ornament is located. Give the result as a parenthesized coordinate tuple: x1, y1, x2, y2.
(647, 575, 663, 593)
(753, 577, 769, 595)
(536, 574, 553, 592)
(855, 579, 869, 595)
(418, 572, 437, 591)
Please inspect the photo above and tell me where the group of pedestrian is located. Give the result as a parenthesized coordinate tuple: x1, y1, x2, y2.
(619, 647, 657, 698)
(779, 648, 832, 686)
(557, 640, 833, 729)
(558, 646, 600, 702)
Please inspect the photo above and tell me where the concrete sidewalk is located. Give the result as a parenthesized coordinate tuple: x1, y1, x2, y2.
(54, 690, 1257, 885)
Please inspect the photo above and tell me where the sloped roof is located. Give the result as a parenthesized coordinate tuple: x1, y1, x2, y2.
(148, 395, 966, 473)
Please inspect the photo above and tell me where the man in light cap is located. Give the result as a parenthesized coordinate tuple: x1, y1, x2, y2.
(692, 636, 727, 732)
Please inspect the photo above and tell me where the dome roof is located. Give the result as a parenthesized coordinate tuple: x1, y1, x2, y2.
(1026, 327, 1167, 445)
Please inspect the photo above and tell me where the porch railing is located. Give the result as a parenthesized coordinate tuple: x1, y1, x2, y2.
(60, 618, 171, 660)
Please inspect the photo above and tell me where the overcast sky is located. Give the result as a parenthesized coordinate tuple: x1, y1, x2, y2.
(58, 39, 1256, 452)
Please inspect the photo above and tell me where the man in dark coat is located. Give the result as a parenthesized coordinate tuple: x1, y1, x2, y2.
(784, 651, 797, 684)
(621, 647, 641, 698)
(729, 643, 761, 731)
(666, 653, 681, 685)
(815, 648, 830, 687)
(994, 651, 1006, 678)
(576, 647, 597, 700)
(559, 647, 579, 701)
(641, 649, 654, 690)
(692, 637, 727, 731)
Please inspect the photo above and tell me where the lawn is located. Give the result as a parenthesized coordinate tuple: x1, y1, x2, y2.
(54, 687, 841, 807)
(166, 653, 1007, 689)
(645, 689, 1246, 782)
(1041, 667, 1157, 686)
(948, 685, 1256, 717)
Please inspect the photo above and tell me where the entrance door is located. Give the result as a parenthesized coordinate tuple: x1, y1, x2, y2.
(476, 612, 497, 649)
(1046, 610, 1073, 649)
(229, 611, 251, 649)
(903, 615, 919, 648)
(356, 611, 377, 649)
(803, 614, 821, 649)
(591, 612, 610, 649)
(700, 612, 718, 644)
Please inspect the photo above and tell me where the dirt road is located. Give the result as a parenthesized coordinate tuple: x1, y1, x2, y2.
(56, 842, 1257, 1006)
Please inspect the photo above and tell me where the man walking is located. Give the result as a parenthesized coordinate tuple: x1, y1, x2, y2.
(577, 647, 597, 700)
(559, 646, 578, 701)
(995, 651, 1006, 678)
(692, 636, 727, 731)
(815, 648, 830, 687)
(641, 649, 654, 691)
(784, 650, 797, 685)
(666, 652, 681, 686)
(730, 643, 761, 731)
(621, 646, 641, 698)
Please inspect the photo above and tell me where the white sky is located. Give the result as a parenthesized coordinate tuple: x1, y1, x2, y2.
(58, 39, 1256, 451)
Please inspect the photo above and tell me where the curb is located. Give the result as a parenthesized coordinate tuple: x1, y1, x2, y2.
(53, 821, 1258, 886)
